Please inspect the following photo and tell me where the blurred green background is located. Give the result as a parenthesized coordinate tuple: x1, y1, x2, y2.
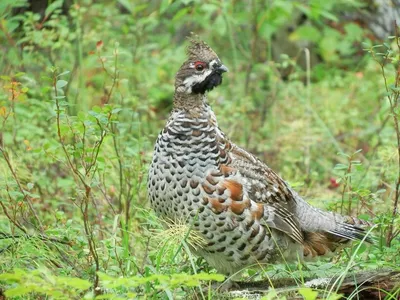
(1, 0, 400, 298)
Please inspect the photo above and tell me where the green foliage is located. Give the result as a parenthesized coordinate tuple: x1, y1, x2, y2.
(0, 268, 91, 299)
(0, 0, 400, 299)
(0, 268, 223, 299)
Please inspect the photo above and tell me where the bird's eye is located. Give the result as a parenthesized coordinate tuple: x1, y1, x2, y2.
(194, 61, 206, 71)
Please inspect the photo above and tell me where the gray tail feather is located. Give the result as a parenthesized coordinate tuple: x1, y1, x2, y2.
(328, 223, 374, 243)
(293, 193, 374, 243)
(328, 219, 375, 244)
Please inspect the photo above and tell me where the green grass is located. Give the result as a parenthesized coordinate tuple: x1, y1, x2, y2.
(1, 0, 400, 299)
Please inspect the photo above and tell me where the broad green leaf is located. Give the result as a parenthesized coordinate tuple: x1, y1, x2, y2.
(299, 287, 318, 300)
(290, 25, 321, 43)
(56, 80, 68, 89)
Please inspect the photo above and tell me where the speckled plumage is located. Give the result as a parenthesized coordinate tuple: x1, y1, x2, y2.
(148, 39, 370, 276)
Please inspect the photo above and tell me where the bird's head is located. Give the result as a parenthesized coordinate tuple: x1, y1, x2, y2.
(175, 38, 228, 95)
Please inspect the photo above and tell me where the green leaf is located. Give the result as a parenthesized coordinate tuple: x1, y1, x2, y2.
(117, 0, 133, 13)
(334, 163, 348, 170)
(299, 287, 318, 300)
(0, 269, 25, 281)
(111, 108, 122, 114)
(344, 23, 363, 41)
(92, 106, 102, 113)
(319, 10, 338, 22)
(57, 70, 70, 77)
(193, 273, 224, 281)
(45, 0, 63, 17)
(9, 191, 24, 200)
(56, 80, 68, 89)
(263, 289, 280, 300)
(59, 277, 91, 289)
(289, 25, 321, 43)
(5, 286, 33, 297)
(159, 0, 172, 14)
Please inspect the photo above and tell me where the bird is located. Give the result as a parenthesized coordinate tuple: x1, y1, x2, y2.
(148, 37, 371, 286)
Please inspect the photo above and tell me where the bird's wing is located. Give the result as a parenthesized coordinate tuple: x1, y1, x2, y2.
(228, 142, 304, 243)
(219, 141, 371, 246)
(209, 132, 304, 244)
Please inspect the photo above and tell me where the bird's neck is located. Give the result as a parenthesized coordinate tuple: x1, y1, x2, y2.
(173, 92, 208, 117)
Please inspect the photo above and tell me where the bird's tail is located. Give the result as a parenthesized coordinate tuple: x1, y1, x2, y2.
(293, 193, 374, 258)
(302, 218, 372, 259)
(326, 213, 373, 243)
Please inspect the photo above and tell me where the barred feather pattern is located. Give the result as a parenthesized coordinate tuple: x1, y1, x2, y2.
(148, 40, 371, 276)
(148, 101, 370, 275)
(149, 103, 294, 274)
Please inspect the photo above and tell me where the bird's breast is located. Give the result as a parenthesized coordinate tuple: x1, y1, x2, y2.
(148, 116, 221, 220)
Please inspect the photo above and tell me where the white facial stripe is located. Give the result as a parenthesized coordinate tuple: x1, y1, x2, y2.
(209, 59, 219, 70)
(178, 58, 222, 94)
(182, 69, 213, 93)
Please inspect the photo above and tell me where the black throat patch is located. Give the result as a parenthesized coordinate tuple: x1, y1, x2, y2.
(192, 71, 223, 94)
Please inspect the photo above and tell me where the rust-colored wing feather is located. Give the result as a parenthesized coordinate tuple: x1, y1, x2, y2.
(219, 140, 305, 244)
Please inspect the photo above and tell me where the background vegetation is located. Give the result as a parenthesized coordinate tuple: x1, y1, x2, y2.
(0, 0, 400, 299)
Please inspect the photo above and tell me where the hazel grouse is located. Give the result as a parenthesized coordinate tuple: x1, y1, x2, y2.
(148, 38, 370, 279)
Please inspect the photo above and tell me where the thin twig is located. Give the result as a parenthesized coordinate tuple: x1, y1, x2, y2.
(0, 201, 26, 233)
(52, 71, 101, 292)
(0, 147, 44, 232)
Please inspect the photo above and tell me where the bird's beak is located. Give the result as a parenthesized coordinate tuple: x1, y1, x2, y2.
(217, 64, 229, 73)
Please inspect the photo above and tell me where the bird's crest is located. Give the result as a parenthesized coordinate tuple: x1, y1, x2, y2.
(186, 34, 218, 61)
